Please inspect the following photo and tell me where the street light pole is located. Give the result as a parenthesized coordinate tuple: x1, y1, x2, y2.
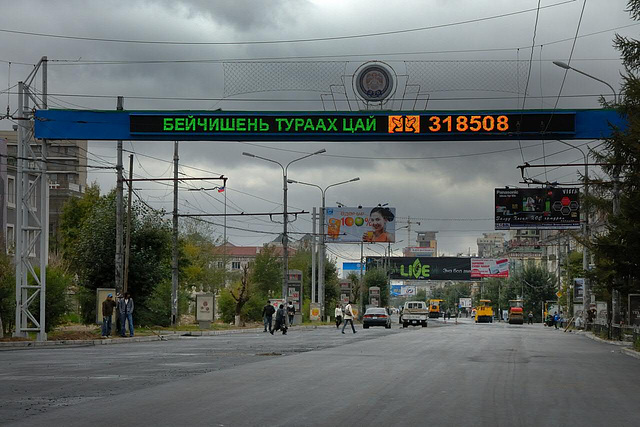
(287, 177, 359, 319)
(553, 61, 618, 326)
(553, 61, 618, 104)
(243, 149, 326, 323)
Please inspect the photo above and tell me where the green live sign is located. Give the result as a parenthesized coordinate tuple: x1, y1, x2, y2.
(129, 111, 576, 141)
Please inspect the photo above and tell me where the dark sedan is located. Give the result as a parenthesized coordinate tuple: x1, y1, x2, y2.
(363, 308, 392, 329)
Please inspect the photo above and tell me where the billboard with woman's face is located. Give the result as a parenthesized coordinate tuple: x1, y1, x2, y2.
(325, 206, 396, 243)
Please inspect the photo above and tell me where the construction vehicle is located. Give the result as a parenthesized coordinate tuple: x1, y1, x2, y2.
(508, 299, 524, 324)
(475, 299, 494, 323)
(428, 299, 444, 318)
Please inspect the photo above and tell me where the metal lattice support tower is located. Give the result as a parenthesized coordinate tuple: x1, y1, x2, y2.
(14, 57, 49, 341)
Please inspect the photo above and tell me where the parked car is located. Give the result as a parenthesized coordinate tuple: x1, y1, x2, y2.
(363, 308, 392, 329)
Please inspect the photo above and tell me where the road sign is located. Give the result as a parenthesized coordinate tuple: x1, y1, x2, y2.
(556, 291, 563, 298)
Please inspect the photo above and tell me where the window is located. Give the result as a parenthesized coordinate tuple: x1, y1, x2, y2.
(232, 261, 241, 270)
(217, 261, 224, 269)
(6, 224, 14, 254)
(7, 176, 15, 207)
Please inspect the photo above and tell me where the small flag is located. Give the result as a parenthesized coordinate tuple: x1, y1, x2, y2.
(218, 186, 225, 193)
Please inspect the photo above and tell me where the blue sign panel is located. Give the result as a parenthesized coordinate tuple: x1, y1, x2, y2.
(34, 109, 624, 141)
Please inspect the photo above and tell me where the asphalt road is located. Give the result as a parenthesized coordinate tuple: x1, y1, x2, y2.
(1, 319, 639, 426)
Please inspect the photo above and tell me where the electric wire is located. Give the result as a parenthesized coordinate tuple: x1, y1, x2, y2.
(0, 1, 576, 46)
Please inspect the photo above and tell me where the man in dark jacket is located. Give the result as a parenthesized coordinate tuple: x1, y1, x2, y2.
(101, 294, 117, 337)
(262, 300, 276, 333)
(118, 292, 135, 337)
(271, 304, 288, 335)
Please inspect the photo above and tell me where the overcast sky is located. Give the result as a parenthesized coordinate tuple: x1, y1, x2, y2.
(0, 0, 634, 266)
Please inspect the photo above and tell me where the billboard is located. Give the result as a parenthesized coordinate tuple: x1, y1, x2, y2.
(573, 278, 585, 302)
(404, 247, 435, 257)
(326, 206, 396, 243)
(369, 257, 472, 281)
(390, 285, 417, 297)
(495, 187, 580, 230)
(459, 297, 472, 308)
(470, 258, 509, 278)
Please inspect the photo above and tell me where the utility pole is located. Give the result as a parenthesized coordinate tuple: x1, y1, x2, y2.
(115, 96, 124, 296)
(123, 155, 134, 294)
(311, 207, 317, 304)
(171, 141, 179, 327)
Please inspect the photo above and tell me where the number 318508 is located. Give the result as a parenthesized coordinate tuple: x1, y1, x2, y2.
(428, 115, 509, 132)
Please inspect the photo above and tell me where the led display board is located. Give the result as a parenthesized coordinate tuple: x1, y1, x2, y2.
(495, 187, 580, 230)
(367, 257, 472, 281)
(129, 112, 575, 140)
(35, 109, 622, 141)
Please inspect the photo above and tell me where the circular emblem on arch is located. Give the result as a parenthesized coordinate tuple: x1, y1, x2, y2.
(353, 62, 396, 102)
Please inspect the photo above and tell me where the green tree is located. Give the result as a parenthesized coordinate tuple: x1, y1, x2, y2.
(250, 245, 281, 297)
(56, 183, 101, 256)
(587, 1, 640, 309)
(0, 252, 15, 336)
(31, 266, 72, 333)
(65, 190, 173, 325)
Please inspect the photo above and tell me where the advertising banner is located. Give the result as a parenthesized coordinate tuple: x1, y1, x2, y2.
(326, 206, 396, 243)
(629, 294, 640, 327)
(196, 293, 214, 322)
(459, 297, 472, 308)
(573, 278, 585, 302)
(470, 258, 509, 278)
(369, 257, 472, 281)
(390, 285, 417, 297)
(495, 187, 580, 230)
(404, 247, 435, 257)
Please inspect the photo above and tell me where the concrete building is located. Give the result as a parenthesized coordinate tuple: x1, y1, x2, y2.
(476, 232, 506, 258)
(0, 128, 87, 256)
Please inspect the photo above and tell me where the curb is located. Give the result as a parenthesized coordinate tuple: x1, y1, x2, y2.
(578, 330, 632, 347)
(0, 333, 182, 349)
(621, 347, 640, 360)
(161, 324, 335, 337)
(0, 324, 335, 349)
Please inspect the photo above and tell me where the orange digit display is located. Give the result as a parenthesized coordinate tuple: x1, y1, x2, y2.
(423, 115, 510, 133)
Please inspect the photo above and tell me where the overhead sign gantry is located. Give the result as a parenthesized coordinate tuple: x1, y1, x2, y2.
(34, 109, 623, 141)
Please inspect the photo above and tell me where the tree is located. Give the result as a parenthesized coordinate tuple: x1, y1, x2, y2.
(250, 245, 281, 297)
(64, 190, 173, 325)
(180, 220, 226, 294)
(229, 265, 253, 326)
(0, 253, 15, 337)
(587, 1, 640, 308)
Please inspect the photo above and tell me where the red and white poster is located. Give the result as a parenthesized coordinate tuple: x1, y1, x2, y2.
(471, 258, 509, 278)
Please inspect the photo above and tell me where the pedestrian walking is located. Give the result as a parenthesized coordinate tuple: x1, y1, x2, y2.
(553, 312, 559, 330)
(271, 304, 288, 335)
(335, 303, 343, 329)
(262, 300, 276, 333)
(341, 301, 357, 334)
(527, 311, 534, 325)
(101, 293, 117, 337)
(287, 301, 295, 326)
(118, 292, 135, 337)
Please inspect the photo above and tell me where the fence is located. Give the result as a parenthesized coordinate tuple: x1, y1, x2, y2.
(590, 323, 639, 342)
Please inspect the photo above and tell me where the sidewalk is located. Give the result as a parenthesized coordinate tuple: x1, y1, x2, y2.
(575, 329, 640, 360)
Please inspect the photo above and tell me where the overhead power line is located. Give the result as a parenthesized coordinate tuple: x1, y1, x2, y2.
(0, 1, 575, 46)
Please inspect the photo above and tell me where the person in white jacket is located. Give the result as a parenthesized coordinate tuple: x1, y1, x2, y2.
(335, 304, 343, 329)
(341, 301, 357, 334)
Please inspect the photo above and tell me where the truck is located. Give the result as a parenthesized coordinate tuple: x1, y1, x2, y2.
(508, 299, 524, 324)
(475, 299, 494, 323)
(428, 299, 444, 318)
(400, 301, 429, 328)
